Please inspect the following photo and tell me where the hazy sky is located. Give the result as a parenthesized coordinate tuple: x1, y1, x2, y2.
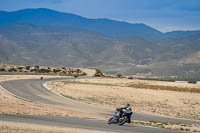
(1, 0, 200, 32)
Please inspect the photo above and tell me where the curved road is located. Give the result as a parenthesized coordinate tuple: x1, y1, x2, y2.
(0, 77, 199, 133)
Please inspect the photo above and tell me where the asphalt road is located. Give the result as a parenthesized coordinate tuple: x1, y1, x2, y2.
(0, 77, 199, 133)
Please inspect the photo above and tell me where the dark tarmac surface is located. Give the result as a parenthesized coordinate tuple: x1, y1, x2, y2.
(0, 114, 183, 133)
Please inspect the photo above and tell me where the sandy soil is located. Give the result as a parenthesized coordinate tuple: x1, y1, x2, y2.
(132, 120, 200, 132)
(80, 68, 96, 76)
(0, 75, 103, 119)
(0, 121, 114, 133)
(76, 78, 200, 89)
(47, 78, 200, 120)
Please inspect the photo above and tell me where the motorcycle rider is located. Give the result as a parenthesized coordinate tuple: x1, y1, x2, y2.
(121, 104, 132, 123)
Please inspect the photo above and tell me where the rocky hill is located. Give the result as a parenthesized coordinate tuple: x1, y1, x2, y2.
(0, 8, 200, 78)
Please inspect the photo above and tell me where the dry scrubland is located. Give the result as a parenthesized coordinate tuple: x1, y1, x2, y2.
(132, 120, 200, 132)
(0, 121, 113, 133)
(0, 75, 101, 119)
(0, 75, 200, 132)
(0, 64, 87, 76)
(47, 78, 200, 120)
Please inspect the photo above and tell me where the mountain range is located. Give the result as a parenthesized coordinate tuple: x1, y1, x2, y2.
(0, 8, 200, 78)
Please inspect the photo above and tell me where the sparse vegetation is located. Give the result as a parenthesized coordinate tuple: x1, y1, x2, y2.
(94, 69, 104, 77)
(127, 83, 200, 93)
(137, 77, 176, 82)
(0, 64, 87, 76)
(116, 74, 122, 78)
(132, 120, 200, 132)
(65, 78, 200, 93)
(0, 66, 7, 72)
(63, 81, 115, 86)
(61, 94, 77, 100)
(59, 72, 86, 76)
(48, 78, 200, 120)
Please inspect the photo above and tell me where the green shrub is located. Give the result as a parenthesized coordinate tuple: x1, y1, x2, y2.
(116, 73, 122, 78)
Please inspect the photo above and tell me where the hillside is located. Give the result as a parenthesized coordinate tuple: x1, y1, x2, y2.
(0, 8, 200, 78)
(0, 34, 23, 63)
(0, 23, 115, 66)
(0, 8, 162, 41)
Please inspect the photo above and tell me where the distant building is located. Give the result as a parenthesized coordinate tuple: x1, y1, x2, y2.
(196, 81, 200, 84)
(188, 81, 197, 84)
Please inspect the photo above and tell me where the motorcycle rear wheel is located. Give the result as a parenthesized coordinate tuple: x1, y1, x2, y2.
(108, 118, 113, 124)
(118, 116, 127, 126)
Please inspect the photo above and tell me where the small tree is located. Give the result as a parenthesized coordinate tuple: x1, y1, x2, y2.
(94, 68, 104, 77)
(26, 66, 31, 70)
(116, 73, 122, 78)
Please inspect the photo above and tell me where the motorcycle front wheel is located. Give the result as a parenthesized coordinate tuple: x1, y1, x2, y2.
(107, 117, 113, 124)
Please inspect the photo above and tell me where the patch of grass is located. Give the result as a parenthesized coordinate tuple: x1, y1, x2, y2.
(63, 80, 200, 93)
(128, 83, 200, 93)
(116, 74, 122, 78)
(61, 94, 77, 100)
(58, 72, 86, 76)
(63, 81, 116, 86)
(137, 77, 176, 82)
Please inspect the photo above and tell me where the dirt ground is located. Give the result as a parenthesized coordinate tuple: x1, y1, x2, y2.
(132, 120, 200, 132)
(0, 75, 103, 119)
(1, 75, 200, 132)
(47, 78, 200, 120)
(76, 78, 200, 90)
(0, 121, 114, 133)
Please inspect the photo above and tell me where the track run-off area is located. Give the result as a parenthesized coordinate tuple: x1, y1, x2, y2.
(0, 77, 199, 133)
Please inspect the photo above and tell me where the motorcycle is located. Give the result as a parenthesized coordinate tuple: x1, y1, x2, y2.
(108, 108, 132, 126)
